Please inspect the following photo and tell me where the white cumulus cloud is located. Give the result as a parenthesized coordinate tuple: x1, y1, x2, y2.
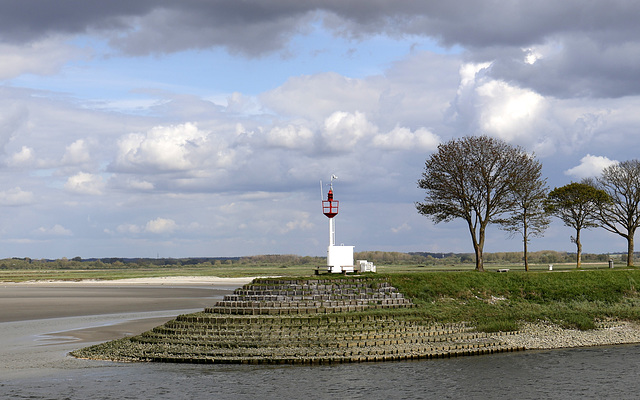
(0, 187, 35, 206)
(64, 172, 106, 195)
(116, 224, 142, 234)
(372, 127, 440, 151)
(282, 212, 314, 233)
(391, 222, 411, 234)
(61, 139, 91, 165)
(35, 224, 72, 236)
(0, 38, 85, 79)
(266, 124, 314, 149)
(321, 111, 376, 151)
(114, 123, 210, 172)
(145, 217, 177, 234)
(564, 154, 618, 178)
(260, 72, 379, 120)
(115, 218, 178, 235)
(125, 178, 154, 191)
(475, 80, 546, 141)
(449, 62, 557, 153)
(7, 146, 34, 167)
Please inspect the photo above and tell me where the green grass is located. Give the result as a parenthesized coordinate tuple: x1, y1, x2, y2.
(386, 269, 640, 331)
(0, 260, 619, 282)
(227, 268, 640, 332)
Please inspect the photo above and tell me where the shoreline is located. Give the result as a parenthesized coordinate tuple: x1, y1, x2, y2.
(0, 277, 252, 324)
(0, 278, 248, 380)
(495, 321, 640, 351)
(3, 276, 640, 370)
(72, 317, 640, 365)
(69, 276, 640, 364)
(2, 276, 256, 286)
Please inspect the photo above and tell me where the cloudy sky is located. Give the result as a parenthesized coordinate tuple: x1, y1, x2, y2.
(0, 1, 638, 259)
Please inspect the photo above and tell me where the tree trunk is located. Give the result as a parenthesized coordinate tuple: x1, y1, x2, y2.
(474, 244, 484, 272)
(575, 229, 582, 269)
(476, 224, 486, 272)
(523, 238, 529, 272)
(466, 218, 485, 272)
(523, 219, 529, 272)
(628, 231, 635, 267)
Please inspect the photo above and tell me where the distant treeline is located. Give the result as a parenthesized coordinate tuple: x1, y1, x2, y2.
(0, 251, 625, 270)
(354, 250, 613, 265)
(0, 255, 320, 270)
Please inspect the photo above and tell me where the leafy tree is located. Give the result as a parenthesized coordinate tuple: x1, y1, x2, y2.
(545, 181, 610, 268)
(416, 135, 543, 271)
(497, 159, 550, 271)
(593, 160, 640, 267)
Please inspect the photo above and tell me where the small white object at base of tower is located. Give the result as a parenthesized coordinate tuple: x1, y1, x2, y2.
(327, 245, 354, 273)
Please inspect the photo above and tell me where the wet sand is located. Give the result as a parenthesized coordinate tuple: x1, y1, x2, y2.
(0, 277, 252, 379)
(0, 277, 252, 323)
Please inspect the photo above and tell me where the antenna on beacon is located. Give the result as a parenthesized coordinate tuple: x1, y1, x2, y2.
(320, 175, 338, 200)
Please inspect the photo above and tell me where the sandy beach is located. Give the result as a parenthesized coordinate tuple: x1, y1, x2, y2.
(0, 276, 253, 323)
(0, 277, 252, 379)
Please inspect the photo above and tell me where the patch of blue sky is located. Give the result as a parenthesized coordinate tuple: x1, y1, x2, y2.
(284, 22, 462, 78)
(7, 26, 460, 113)
(29, 168, 56, 177)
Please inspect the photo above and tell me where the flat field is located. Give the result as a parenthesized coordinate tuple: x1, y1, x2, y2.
(0, 261, 616, 282)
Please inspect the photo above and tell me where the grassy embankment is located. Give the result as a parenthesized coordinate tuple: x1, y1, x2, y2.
(3, 260, 639, 334)
(386, 269, 640, 332)
(230, 268, 640, 333)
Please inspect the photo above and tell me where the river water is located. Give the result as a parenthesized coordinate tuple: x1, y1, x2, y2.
(3, 281, 640, 399)
(3, 343, 640, 399)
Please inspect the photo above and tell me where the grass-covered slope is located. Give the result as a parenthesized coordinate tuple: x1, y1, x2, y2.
(388, 269, 640, 331)
(72, 276, 521, 363)
(72, 270, 640, 364)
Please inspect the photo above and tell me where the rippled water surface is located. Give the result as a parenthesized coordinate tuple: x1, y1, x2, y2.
(4, 344, 640, 399)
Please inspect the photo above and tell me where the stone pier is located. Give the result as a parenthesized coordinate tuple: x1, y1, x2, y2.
(72, 277, 524, 364)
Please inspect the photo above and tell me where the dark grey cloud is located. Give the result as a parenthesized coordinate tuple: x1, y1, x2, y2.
(0, 0, 158, 42)
(0, 0, 313, 55)
(4, 1, 638, 51)
(107, 5, 313, 56)
(487, 36, 640, 98)
(2, 1, 640, 97)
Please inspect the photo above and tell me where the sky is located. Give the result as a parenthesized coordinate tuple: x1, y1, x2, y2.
(0, 1, 639, 259)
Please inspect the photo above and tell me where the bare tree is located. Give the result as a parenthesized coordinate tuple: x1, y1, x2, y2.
(594, 160, 640, 267)
(416, 135, 543, 271)
(498, 161, 550, 271)
(545, 181, 610, 268)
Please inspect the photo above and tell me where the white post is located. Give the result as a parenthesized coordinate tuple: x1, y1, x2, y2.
(329, 218, 335, 246)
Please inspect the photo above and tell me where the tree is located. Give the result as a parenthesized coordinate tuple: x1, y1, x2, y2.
(416, 135, 543, 271)
(594, 160, 640, 267)
(545, 181, 610, 268)
(498, 160, 550, 271)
